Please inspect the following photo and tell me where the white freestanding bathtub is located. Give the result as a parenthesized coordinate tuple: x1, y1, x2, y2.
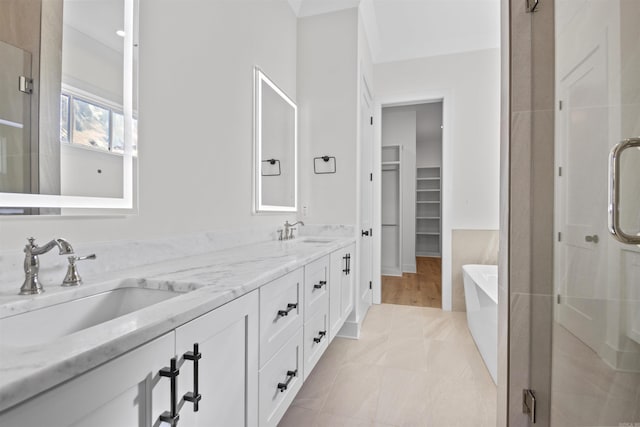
(462, 264, 498, 384)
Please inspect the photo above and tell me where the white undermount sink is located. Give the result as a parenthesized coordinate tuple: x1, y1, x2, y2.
(0, 286, 184, 347)
(295, 237, 336, 244)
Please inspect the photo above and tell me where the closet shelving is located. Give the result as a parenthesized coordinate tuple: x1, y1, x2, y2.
(381, 145, 402, 276)
(416, 166, 441, 256)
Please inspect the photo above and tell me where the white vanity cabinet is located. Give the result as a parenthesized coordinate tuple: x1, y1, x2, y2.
(329, 244, 355, 341)
(176, 290, 259, 427)
(0, 332, 174, 427)
(302, 255, 330, 380)
(258, 269, 305, 427)
(0, 291, 260, 427)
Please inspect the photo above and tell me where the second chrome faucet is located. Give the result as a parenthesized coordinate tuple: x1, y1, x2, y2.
(280, 220, 305, 240)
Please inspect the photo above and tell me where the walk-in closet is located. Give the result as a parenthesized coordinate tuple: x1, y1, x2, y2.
(380, 101, 443, 307)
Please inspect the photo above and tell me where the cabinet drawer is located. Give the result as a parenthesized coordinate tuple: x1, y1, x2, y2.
(260, 268, 303, 366)
(303, 306, 329, 380)
(304, 255, 329, 320)
(259, 328, 303, 427)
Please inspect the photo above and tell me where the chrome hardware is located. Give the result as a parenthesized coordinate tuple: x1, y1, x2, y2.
(609, 138, 640, 244)
(18, 76, 33, 94)
(313, 331, 327, 344)
(20, 237, 74, 295)
(62, 254, 96, 286)
(313, 280, 327, 290)
(584, 235, 599, 244)
(526, 0, 539, 12)
(277, 303, 298, 317)
(277, 369, 297, 392)
(159, 357, 180, 426)
(523, 389, 536, 423)
(283, 220, 305, 240)
(183, 343, 203, 412)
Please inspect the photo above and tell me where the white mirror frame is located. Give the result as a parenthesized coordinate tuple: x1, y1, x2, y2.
(0, 0, 135, 211)
(253, 67, 297, 213)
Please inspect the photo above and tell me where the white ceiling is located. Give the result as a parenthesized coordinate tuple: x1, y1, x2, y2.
(64, 0, 125, 53)
(289, 0, 500, 63)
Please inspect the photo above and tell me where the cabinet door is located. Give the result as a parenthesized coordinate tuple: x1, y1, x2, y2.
(176, 290, 259, 427)
(0, 333, 174, 427)
(340, 245, 355, 323)
(329, 245, 355, 341)
(304, 255, 329, 321)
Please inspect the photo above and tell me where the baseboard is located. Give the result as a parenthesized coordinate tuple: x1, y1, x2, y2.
(336, 320, 360, 339)
(382, 267, 402, 277)
(402, 263, 417, 274)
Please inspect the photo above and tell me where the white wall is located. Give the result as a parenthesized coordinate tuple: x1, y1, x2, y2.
(0, 0, 298, 250)
(297, 8, 358, 225)
(381, 108, 416, 273)
(374, 48, 500, 310)
(416, 102, 443, 168)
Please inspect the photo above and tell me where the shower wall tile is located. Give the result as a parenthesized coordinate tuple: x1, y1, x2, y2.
(38, 0, 63, 197)
(504, 0, 556, 424)
(508, 292, 532, 427)
(510, 0, 532, 113)
(509, 111, 532, 295)
(530, 109, 555, 297)
(531, 1, 555, 112)
(451, 229, 499, 311)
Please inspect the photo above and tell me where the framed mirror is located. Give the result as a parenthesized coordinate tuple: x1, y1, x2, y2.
(0, 0, 138, 215)
(253, 67, 297, 213)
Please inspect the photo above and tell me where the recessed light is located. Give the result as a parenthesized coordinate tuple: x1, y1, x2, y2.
(116, 30, 125, 37)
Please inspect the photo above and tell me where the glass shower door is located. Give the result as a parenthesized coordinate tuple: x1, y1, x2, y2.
(0, 40, 32, 195)
(552, 0, 640, 424)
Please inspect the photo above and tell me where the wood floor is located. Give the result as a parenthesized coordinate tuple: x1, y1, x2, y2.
(381, 257, 442, 308)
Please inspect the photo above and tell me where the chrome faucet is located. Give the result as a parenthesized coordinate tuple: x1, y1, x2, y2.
(282, 221, 305, 240)
(20, 237, 75, 295)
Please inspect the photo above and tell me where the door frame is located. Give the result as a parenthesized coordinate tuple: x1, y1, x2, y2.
(373, 89, 453, 310)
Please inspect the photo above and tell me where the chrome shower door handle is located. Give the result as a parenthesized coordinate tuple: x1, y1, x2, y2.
(608, 138, 640, 244)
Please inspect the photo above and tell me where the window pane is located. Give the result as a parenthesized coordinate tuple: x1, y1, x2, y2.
(112, 112, 124, 153)
(72, 99, 109, 150)
(60, 94, 69, 143)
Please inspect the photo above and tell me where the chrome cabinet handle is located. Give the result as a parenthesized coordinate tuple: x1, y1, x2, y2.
(609, 138, 640, 244)
(277, 303, 298, 317)
(585, 235, 599, 244)
(277, 369, 297, 392)
(183, 343, 202, 412)
(159, 357, 180, 426)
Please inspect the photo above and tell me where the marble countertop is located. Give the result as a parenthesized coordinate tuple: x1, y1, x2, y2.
(0, 236, 355, 412)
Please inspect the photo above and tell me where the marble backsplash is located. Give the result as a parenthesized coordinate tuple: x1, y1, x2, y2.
(0, 223, 354, 295)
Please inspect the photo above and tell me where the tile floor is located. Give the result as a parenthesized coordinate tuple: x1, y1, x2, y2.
(279, 304, 497, 427)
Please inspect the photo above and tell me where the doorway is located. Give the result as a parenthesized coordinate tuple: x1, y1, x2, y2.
(380, 101, 443, 308)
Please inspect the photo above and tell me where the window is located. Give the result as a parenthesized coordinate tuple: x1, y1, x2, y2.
(60, 94, 70, 143)
(60, 90, 137, 155)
